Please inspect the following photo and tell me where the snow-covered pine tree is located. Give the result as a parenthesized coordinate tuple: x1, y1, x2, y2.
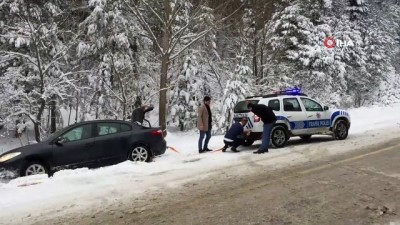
(328, 0, 396, 106)
(167, 0, 220, 131)
(124, 0, 219, 132)
(263, 0, 341, 100)
(168, 55, 210, 131)
(217, 53, 252, 134)
(0, 0, 80, 141)
(367, 0, 400, 104)
(76, 0, 154, 121)
(215, 6, 255, 134)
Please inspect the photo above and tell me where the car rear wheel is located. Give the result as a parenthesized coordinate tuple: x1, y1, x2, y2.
(271, 125, 289, 148)
(22, 161, 48, 177)
(300, 135, 312, 140)
(129, 145, 152, 162)
(333, 120, 349, 140)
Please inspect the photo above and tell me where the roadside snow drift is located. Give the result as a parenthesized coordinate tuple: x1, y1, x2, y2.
(1, 103, 400, 224)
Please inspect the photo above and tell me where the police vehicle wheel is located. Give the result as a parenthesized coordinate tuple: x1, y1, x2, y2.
(242, 139, 254, 147)
(271, 126, 289, 148)
(334, 120, 348, 140)
(300, 135, 312, 140)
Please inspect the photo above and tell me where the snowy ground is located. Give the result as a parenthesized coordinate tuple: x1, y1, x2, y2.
(1, 104, 400, 224)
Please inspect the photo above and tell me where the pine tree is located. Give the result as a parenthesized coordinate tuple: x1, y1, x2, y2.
(168, 55, 210, 131)
(217, 52, 253, 134)
(75, 0, 154, 121)
(0, 0, 80, 141)
(263, 0, 342, 99)
(329, 0, 395, 106)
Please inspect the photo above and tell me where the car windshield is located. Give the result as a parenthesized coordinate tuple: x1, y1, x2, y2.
(234, 100, 259, 113)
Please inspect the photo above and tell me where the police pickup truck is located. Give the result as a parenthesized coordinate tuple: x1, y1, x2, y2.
(233, 88, 351, 148)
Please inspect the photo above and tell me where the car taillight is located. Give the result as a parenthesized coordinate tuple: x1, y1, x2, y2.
(254, 115, 261, 122)
(151, 130, 163, 136)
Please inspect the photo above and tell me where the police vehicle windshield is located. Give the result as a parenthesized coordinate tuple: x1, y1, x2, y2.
(234, 100, 259, 113)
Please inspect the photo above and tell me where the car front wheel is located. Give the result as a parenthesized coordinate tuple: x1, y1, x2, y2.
(333, 120, 349, 140)
(271, 125, 289, 148)
(129, 145, 152, 162)
(22, 161, 49, 177)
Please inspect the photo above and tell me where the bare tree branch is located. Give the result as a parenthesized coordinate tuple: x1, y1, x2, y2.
(123, 0, 164, 54)
(141, 0, 166, 27)
(170, 28, 212, 61)
(0, 51, 38, 66)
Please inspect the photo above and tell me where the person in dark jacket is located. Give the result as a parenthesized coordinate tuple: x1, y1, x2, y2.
(247, 102, 277, 154)
(223, 118, 251, 153)
(131, 104, 154, 124)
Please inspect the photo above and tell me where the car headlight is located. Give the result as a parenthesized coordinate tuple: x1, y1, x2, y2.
(0, 152, 21, 162)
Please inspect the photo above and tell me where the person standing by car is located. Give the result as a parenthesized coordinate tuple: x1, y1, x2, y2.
(197, 96, 212, 153)
(247, 102, 277, 154)
(223, 118, 251, 153)
(131, 104, 154, 125)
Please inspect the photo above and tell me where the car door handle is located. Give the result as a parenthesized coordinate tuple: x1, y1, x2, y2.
(287, 116, 292, 118)
(84, 143, 94, 147)
(308, 115, 313, 118)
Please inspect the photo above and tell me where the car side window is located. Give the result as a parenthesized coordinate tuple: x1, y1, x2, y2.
(97, 123, 121, 136)
(283, 98, 302, 112)
(121, 124, 132, 132)
(301, 98, 323, 112)
(268, 99, 280, 111)
(62, 124, 93, 142)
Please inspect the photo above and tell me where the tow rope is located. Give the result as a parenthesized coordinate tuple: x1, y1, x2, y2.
(211, 147, 224, 153)
(167, 146, 180, 153)
(167, 146, 224, 154)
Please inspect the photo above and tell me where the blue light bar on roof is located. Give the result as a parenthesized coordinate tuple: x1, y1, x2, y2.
(280, 87, 303, 95)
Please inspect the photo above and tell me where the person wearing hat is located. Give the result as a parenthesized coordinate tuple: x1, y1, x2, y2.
(247, 102, 277, 154)
(222, 117, 251, 153)
(197, 96, 213, 153)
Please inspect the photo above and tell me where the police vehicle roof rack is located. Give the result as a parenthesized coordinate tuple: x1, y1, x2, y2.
(245, 93, 307, 99)
(245, 87, 307, 99)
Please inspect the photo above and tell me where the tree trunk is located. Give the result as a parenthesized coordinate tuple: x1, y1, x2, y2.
(159, 0, 172, 134)
(68, 104, 72, 126)
(75, 94, 79, 123)
(34, 99, 46, 142)
(159, 52, 170, 133)
(50, 97, 56, 133)
(253, 36, 258, 77)
(122, 103, 126, 121)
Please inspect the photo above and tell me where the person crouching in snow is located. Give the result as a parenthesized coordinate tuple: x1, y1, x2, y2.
(222, 118, 251, 153)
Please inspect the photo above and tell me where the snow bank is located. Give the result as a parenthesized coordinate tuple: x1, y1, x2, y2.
(348, 103, 400, 134)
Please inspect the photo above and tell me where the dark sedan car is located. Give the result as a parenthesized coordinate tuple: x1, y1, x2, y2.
(0, 120, 166, 177)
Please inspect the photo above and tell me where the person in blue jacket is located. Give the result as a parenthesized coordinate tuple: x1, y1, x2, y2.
(222, 118, 251, 153)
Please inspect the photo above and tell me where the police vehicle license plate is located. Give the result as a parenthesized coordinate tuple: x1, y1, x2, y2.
(235, 113, 248, 118)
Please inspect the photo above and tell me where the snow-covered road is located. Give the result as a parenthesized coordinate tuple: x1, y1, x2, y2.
(1, 103, 400, 224)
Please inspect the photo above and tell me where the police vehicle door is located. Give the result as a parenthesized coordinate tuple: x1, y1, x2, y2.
(300, 97, 330, 133)
(282, 97, 308, 135)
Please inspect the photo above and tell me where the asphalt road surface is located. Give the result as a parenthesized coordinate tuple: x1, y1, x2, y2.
(34, 138, 400, 225)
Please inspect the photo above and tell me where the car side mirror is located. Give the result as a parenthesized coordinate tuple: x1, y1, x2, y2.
(324, 106, 329, 111)
(56, 136, 66, 145)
